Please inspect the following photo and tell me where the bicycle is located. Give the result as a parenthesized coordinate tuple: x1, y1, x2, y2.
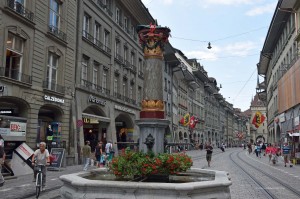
(34, 163, 46, 198)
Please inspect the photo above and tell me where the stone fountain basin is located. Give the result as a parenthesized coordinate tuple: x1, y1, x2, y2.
(59, 168, 232, 199)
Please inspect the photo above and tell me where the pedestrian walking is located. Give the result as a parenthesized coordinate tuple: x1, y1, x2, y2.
(82, 141, 91, 171)
(205, 142, 213, 167)
(282, 142, 293, 167)
(0, 136, 5, 187)
(95, 141, 103, 167)
(105, 140, 114, 166)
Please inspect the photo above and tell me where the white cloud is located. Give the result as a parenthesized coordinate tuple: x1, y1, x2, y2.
(245, 2, 277, 16)
(185, 46, 221, 61)
(142, 0, 174, 5)
(224, 41, 258, 56)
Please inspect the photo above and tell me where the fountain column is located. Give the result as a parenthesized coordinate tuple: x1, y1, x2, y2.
(135, 23, 171, 154)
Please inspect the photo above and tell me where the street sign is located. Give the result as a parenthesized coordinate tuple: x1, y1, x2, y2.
(76, 120, 83, 128)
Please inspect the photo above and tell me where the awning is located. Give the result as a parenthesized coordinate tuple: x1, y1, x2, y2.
(82, 113, 111, 123)
(289, 133, 300, 137)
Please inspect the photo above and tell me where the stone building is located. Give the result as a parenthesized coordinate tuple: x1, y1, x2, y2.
(73, 0, 154, 162)
(0, 0, 77, 164)
(257, 0, 299, 149)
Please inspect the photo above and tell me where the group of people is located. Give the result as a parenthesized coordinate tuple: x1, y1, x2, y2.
(250, 142, 293, 167)
(82, 140, 115, 171)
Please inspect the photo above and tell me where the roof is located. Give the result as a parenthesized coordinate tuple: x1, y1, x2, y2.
(251, 94, 265, 107)
(257, 0, 296, 75)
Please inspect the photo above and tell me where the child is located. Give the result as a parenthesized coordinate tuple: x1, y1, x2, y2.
(100, 152, 106, 167)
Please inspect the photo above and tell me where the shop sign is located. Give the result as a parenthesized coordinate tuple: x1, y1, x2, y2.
(83, 117, 99, 124)
(15, 142, 34, 160)
(10, 122, 26, 136)
(44, 95, 64, 104)
(88, 95, 106, 106)
(0, 109, 14, 115)
(114, 105, 135, 114)
(0, 118, 26, 137)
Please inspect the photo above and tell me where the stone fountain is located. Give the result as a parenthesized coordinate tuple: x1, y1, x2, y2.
(59, 23, 232, 199)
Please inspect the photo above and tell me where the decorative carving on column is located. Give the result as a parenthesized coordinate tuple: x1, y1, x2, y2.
(137, 23, 170, 119)
(137, 23, 170, 59)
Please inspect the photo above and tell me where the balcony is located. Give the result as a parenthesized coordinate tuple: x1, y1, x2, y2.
(114, 92, 123, 100)
(6, 0, 34, 23)
(43, 81, 65, 94)
(115, 53, 123, 63)
(95, 0, 105, 8)
(105, 7, 113, 17)
(94, 38, 103, 50)
(103, 45, 111, 55)
(0, 67, 32, 84)
(48, 25, 67, 42)
(81, 79, 110, 96)
(131, 65, 137, 73)
(82, 30, 94, 43)
(138, 71, 144, 78)
(124, 60, 131, 68)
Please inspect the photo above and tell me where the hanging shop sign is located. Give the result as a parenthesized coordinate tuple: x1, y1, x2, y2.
(44, 95, 64, 104)
(0, 118, 27, 137)
(88, 95, 106, 106)
(83, 117, 99, 124)
(114, 105, 135, 114)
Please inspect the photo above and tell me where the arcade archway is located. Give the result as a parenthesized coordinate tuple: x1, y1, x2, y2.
(115, 113, 134, 150)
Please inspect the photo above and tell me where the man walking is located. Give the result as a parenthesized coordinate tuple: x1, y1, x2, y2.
(282, 142, 293, 167)
(82, 141, 91, 171)
(205, 142, 213, 167)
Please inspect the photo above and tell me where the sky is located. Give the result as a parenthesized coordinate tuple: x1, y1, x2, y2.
(141, 0, 277, 111)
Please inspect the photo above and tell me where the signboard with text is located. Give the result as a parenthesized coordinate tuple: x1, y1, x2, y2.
(15, 142, 34, 160)
(0, 117, 27, 137)
(49, 148, 65, 170)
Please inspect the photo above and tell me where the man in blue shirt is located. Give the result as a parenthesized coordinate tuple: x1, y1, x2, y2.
(282, 143, 293, 167)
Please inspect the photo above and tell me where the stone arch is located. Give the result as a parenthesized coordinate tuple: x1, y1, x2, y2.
(0, 96, 30, 118)
(115, 113, 134, 150)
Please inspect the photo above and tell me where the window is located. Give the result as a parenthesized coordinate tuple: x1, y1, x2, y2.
(124, 46, 128, 62)
(138, 58, 142, 72)
(131, 52, 135, 65)
(102, 70, 107, 90)
(115, 39, 120, 56)
(115, 7, 120, 24)
(124, 17, 128, 30)
(114, 78, 118, 94)
(5, 32, 24, 81)
(81, 56, 88, 85)
(92, 65, 98, 89)
(104, 30, 110, 47)
(47, 52, 59, 90)
(49, 0, 60, 28)
(83, 14, 90, 38)
(138, 86, 142, 103)
(123, 82, 126, 97)
(94, 22, 101, 43)
(131, 25, 135, 37)
(129, 85, 133, 99)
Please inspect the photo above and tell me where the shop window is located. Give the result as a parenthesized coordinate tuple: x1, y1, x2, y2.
(5, 32, 24, 81)
(46, 52, 59, 90)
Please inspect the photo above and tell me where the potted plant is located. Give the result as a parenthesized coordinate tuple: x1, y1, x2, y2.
(109, 148, 193, 181)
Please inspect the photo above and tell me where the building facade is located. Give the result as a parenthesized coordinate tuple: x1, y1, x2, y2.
(0, 0, 77, 163)
(257, 0, 299, 151)
(73, 0, 154, 162)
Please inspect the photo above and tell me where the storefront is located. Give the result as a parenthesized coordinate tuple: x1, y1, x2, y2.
(37, 96, 64, 150)
(114, 105, 135, 150)
(0, 97, 29, 161)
